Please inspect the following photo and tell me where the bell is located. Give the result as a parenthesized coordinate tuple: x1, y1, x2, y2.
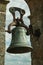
(7, 27, 33, 54)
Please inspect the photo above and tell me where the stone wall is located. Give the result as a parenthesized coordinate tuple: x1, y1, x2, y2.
(0, 11, 5, 65)
(0, 1, 9, 65)
(25, 0, 43, 65)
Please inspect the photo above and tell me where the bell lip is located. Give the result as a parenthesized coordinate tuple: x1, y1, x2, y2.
(6, 47, 33, 54)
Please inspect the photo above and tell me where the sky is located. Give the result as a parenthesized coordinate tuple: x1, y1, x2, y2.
(5, 0, 32, 65)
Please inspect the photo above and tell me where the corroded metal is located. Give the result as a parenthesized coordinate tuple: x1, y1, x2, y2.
(6, 7, 33, 54)
(7, 27, 32, 54)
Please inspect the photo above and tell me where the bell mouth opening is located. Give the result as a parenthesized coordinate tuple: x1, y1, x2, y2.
(7, 47, 33, 54)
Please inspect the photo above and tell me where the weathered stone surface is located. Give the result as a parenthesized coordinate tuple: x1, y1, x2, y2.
(0, 55, 5, 65)
(0, 4, 6, 12)
(0, 1, 9, 65)
(0, 13, 5, 32)
(25, 0, 43, 65)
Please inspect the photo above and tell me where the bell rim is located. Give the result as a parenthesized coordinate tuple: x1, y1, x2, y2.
(7, 46, 33, 54)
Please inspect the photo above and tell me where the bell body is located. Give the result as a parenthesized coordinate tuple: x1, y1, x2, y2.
(7, 27, 32, 54)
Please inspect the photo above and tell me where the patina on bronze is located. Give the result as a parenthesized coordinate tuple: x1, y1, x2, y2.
(6, 7, 33, 54)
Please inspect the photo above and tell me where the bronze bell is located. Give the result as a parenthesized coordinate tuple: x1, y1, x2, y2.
(6, 7, 33, 54)
(7, 27, 33, 54)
